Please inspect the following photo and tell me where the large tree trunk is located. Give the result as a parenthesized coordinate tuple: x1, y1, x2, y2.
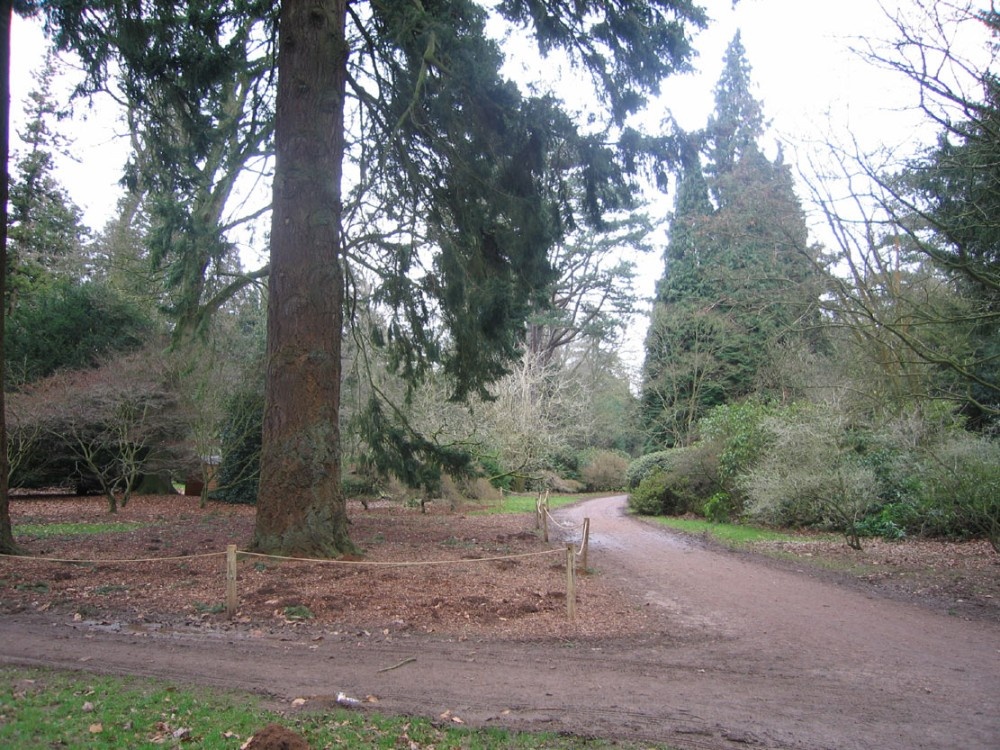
(0, 1, 18, 556)
(252, 0, 353, 557)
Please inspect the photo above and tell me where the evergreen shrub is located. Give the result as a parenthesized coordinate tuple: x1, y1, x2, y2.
(627, 444, 720, 516)
(625, 450, 673, 489)
(628, 470, 670, 515)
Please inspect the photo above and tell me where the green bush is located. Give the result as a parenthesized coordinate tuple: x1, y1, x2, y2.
(628, 470, 670, 515)
(627, 444, 720, 517)
(702, 491, 735, 523)
(625, 450, 673, 489)
(699, 399, 778, 515)
(854, 503, 912, 540)
(6, 279, 153, 387)
(741, 408, 880, 548)
(915, 435, 1000, 551)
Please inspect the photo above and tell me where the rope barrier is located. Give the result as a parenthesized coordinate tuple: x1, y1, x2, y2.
(237, 547, 563, 567)
(0, 546, 562, 568)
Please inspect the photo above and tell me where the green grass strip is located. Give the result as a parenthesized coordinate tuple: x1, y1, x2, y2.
(0, 666, 667, 749)
(473, 493, 601, 515)
(651, 516, 821, 545)
(14, 522, 143, 539)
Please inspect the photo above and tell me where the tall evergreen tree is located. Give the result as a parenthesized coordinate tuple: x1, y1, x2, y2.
(6, 53, 88, 307)
(642, 34, 820, 446)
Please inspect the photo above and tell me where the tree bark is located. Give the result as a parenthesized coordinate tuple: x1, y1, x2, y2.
(252, 0, 353, 557)
(0, 0, 18, 556)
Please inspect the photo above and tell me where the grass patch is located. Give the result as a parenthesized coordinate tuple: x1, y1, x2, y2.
(651, 517, 826, 546)
(15, 522, 143, 539)
(0, 666, 664, 749)
(474, 493, 601, 516)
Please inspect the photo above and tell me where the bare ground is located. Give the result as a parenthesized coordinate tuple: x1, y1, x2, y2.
(1, 493, 998, 749)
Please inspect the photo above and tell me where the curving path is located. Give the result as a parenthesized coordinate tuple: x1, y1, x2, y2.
(2, 495, 998, 749)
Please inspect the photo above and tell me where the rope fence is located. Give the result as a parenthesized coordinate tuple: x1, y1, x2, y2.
(1, 502, 594, 621)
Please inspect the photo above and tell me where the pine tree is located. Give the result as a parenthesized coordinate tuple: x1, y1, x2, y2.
(7, 54, 89, 306)
(641, 34, 821, 446)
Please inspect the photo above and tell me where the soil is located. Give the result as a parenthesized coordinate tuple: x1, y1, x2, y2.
(1, 493, 998, 750)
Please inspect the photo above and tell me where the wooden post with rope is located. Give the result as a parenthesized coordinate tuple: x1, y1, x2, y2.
(581, 517, 590, 571)
(226, 545, 238, 620)
(565, 543, 576, 620)
(542, 494, 549, 542)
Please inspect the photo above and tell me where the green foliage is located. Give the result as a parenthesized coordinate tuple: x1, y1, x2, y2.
(214, 385, 263, 505)
(356, 395, 476, 496)
(282, 605, 314, 621)
(476, 453, 513, 490)
(6, 279, 153, 387)
(702, 491, 735, 523)
(699, 399, 777, 512)
(853, 504, 911, 541)
(625, 450, 674, 489)
(916, 435, 1000, 551)
(627, 444, 719, 516)
(628, 470, 671, 515)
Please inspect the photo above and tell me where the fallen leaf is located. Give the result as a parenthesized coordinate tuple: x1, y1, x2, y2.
(88, 723, 103, 734)
(82, 701, 95, 712)
(291, 698, 307, 707)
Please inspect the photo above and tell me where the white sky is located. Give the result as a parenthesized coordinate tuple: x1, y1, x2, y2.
(8, 0, 991, 364)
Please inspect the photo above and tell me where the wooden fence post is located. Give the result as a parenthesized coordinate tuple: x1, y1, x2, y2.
(581, 517, 590, 572)
(565, 543, 576, 620)
(542, 498, 549, 542)
(226, 545, 238, 620)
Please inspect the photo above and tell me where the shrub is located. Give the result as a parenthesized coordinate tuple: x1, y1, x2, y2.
(625, 451, 673, 489)
(579, 450, 629, 491)
(699, 399, 778, 515)
(741, 408, 880, 548)
(6, 279, 153, 388)
(627, 444, 720, 517)
(628, 470, 670, 515)
(916, 435, 1000, 551)
(702, 492, 735, 523)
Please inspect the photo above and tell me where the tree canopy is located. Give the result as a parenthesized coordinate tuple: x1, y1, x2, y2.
(32, 0, 707, 555)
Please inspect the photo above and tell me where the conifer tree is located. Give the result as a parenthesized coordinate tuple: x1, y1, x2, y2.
(642, 33, 821, 446)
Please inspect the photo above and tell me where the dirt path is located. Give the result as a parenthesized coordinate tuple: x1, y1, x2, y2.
(2, 495, 998, 749)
